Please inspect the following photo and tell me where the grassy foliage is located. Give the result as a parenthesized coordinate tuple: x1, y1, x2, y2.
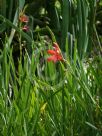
(0, 0, 102, 136)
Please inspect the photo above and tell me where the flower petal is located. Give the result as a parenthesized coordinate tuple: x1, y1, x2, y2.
(47, 50, 56, 55)
(57, 54, 63, 61)
(19, 15, 29, 23)
(22, 25, 29, 31)
(47, 55, 57, 63)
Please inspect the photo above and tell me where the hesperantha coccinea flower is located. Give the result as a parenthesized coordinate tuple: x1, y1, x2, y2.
(19, 14, 29, 23)
(22, 25, 29, 32)
(47, 42, 64, 63)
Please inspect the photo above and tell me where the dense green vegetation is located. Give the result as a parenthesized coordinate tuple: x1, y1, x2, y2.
(0, 0, 102, 135)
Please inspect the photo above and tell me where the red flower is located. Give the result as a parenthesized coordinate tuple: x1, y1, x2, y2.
(19, 14, 29, 23)
(47, 42, 63, 63)
(22, 25, 29, 31)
